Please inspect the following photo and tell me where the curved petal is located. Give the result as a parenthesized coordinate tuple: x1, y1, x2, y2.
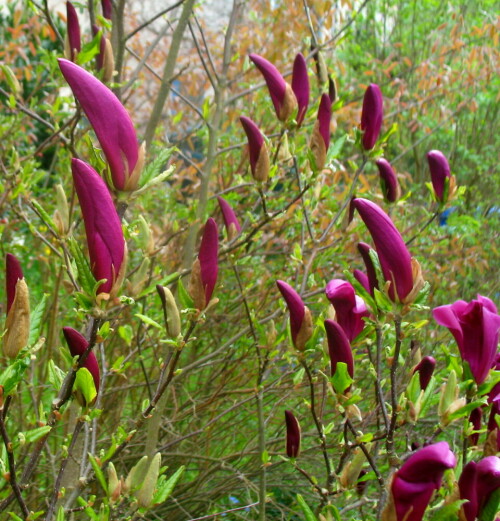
(276, 280, 304, 343)
(198, 218, 219, 303)
(291, 53, 309, 127)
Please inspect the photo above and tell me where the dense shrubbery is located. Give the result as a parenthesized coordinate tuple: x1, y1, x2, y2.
(0, 0, 498, 520)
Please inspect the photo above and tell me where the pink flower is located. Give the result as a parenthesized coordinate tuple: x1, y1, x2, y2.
(412, 356, 436, 391)
(324, 319, 354, 391)
(284, 410, 301, 458)
(427, 150, 451, 203)
(5, 253, 24, 314)
(433, 295, 500, 384)
(188, 218, 218, 310)
(217, 196, 241, 240)
(353, 198, 423, 303)
(276, 280, 312, 351)
(376, 158, 401, 203)
(459, 457, 500, 521)
(390, 442, 456, 521)
(240, 116, 269, 183)
(325, 279, 367, 342)
(291, 53, 309, 127)
(72, 158, 126, 296)
(360, 84, 383, 150)
(58, 59, 143, 191)
(101, 0, 112, 19)
(65, 2, 81, 62)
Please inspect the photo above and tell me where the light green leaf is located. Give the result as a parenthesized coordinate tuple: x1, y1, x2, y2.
(74, 367, 97, 406)
(331, 362, 353, 395)
(88, 454, 108, 495)
(152, 465, 185, 506)
(135, 314, 162, 330)
(29, 294, 48, 346)
(296, 494, 318, 521)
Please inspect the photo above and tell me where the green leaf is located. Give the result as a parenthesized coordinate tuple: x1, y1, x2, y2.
(28, 294, 48, 346)
(69, 238, 97, 295)
(74, 368, 97, 406)
(480, 488, 500, 521)
(76, 32, 101, 65)
(31, 199, 57, 232)
(331, 362, 353, 395)
(447, 398, 487, 421)
(427, 499, 466, 521)
(47, 360, 65, 391)
(177, 278, 194, 309)
(0, 355, 31, 395)
(296, 494, 318, 521)
(137, 453, 161, 508)
(56, 506, 65, 521)
(328, 134, 347, 159)
(8, 513, 23, 521)
(135, 313, 162, 330)
(18, 426, 51, 445)
(88, 454, 108, 495)
(152, 465, 185, 506)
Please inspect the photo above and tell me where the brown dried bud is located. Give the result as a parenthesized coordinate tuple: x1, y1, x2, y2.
(188, 258, 206, 310)
(309, 120, 327, 171)
(4, 279, 30, 358)
(254, 141, 270, 183)
(294, 306, 313, 351)
(278, 83, 298, 122)
(156, 285, 181, 338)
(102, 37, 115, 84)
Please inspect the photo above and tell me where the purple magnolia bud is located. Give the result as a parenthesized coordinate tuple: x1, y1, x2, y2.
(101, 0, 112, 19)
(6, 253, 23, 314)
(353, 198, 423, 303)
(433, 295, 500, 385)
(356, 469, 368, 496)
(284, 410, 301, 458)
(188, 218, 218, 310)
(468, 407, 482, 446)
(376, 158, 401, 203)
(276, 280, 313, 351)
(390, 442, 456, 521)
(58, 59, 143, 192)
(309, 93, 331, 171)
(72, 158, 126, 296)
(240, 116, 270, 183)
(412, 356, 436, 391)
(4, 254, 30, 359)
(459, 457, 500, 521)
(357, 242, 379, 296)
(360, 83, 383, 150)
(353, 269, 371, 295)
(324, 319, 354, 391)
(65, 2, 81, 62)
(427, 150, 452, 203)
(291, 53, 309, 127)
(325, 279, 368, 342)
(63, 327, 100, 394)
(217, 197, 241, 240)
(249, 53, 297, 122)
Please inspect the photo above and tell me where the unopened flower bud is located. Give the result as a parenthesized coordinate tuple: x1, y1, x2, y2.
(156, 285, 181, 338)
(284, 410, 300, 458)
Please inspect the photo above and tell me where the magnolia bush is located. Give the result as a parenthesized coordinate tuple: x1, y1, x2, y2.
(0, 1, 499, 520)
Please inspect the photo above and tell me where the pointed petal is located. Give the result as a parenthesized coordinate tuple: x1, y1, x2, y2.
(198, 218, 218, 303)
(353, 198, 413, 301)
(63, 326, 100, 392)
(291, 53, 309, 126)
(6, 253, 24, 314)
(59, 59, 139, 191)
(276, 280, 305, 344)
(357, 242, 379, 295)
(72, 158, 125, 294)
(324, 319, 354, 381)
(66, 2, 81, 61)
(360, 83, 383, 150)
(413, 356, 436, 391)
(376, 158, 400, 203)
(217, 196, 241, 238)
(240, 116, 265, 177)
(284, 410, 301, 458)
(317, 93, 331, 150)
(249, 53, 287, 117)
(427, 150, 450, 202)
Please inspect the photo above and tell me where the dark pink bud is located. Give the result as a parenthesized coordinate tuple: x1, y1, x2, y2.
(249, 53, 297, 122)
(412, 356, 436, 391)
(72, 159, 126, 296)
(376, 158, 401, 203)
(427, 150, 451, 202)
(433, 295, 500, 385)
(101, 0, 112, 19)
(291, 53, 309, 127)
(353, 269, 371, 295)
(199, 218, 219, 304)
(468, 407, 482, 446)
(391, 442, 456, 521)
(284, 410, 301, 458)
(6, 254, 24, 314)
(66, 2, 81, 62)
(360, 83, 383, 150)
(357, 242, 379, 296)
(356, 469, 368, 496)
(240, 116, 269, 183)
(276, 280, 312, 351)
(324, 319, 354, 390)
(63, 327, 100, 394)
(459, 457, 500, 521)
(217, 197, 241, 240)
(353, 198, 417, 302)
(58, 59, 142, 192)
(325, 279, 367, 342)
